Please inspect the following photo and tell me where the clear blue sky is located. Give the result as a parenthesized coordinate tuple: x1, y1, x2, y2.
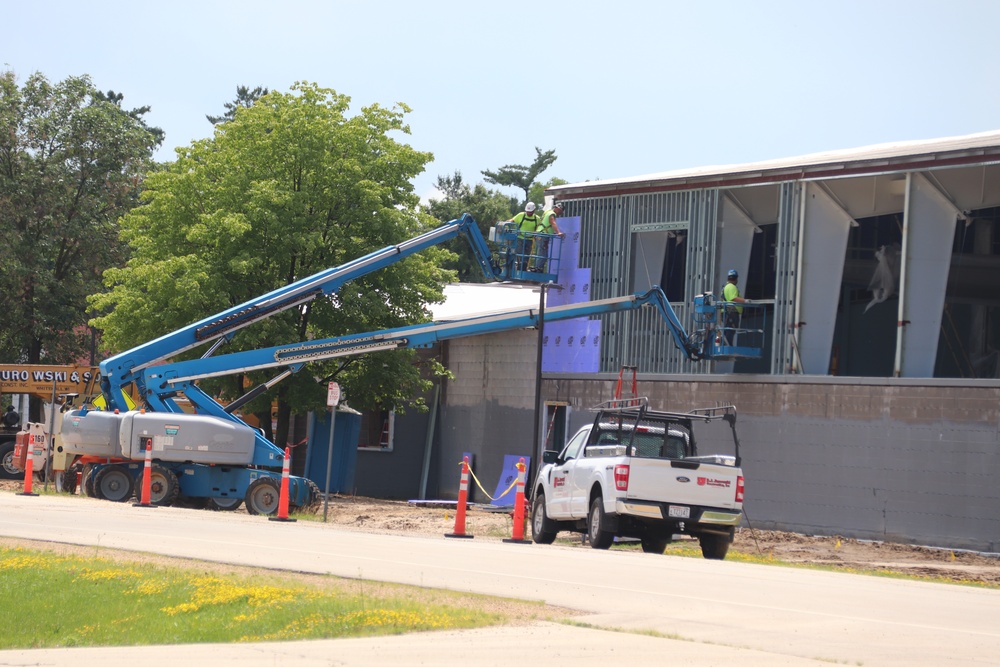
(5, 0, 999, 203)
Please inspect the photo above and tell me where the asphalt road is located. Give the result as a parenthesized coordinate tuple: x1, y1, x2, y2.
(2, 493, 998, 666)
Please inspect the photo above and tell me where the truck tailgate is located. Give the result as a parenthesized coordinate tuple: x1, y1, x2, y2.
(626, 459, 741, 509)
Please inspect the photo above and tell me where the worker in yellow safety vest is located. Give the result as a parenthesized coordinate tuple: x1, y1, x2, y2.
(510, 202, 540, 271)
(533, 202, 565, 271)
(722, 269, 750, 344)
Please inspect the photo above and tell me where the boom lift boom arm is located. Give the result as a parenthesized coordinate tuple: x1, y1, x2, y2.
(140, 287, 710, 429)
(99, 214, 545, 412)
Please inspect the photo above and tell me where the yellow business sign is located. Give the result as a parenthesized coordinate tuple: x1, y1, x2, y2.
(0, 364, 100, 398)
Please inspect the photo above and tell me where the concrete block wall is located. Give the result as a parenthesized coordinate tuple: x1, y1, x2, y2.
(546, 374, 1000, 552)
(353, 330, 539, 503)
(438, 330, 538, 503)
(354, 334, 1000, 552)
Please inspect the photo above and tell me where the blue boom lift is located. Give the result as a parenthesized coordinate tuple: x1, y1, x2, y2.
(60, 214, 762, 513)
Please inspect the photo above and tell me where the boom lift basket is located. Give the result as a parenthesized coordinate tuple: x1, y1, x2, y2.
(693, 293, 766, 360)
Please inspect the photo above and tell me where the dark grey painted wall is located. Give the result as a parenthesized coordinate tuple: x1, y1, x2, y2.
(352, 331, 538, 503)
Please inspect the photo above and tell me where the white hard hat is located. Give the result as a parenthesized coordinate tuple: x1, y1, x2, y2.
(525, 202, 536, 213)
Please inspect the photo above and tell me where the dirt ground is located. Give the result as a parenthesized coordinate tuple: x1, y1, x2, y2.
(3, 479, 998, 586)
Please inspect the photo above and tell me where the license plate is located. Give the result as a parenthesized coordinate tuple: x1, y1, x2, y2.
(668, 505, 690, 519)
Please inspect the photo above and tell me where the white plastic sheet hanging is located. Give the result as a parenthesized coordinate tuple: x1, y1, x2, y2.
(864, 243, 900, 313)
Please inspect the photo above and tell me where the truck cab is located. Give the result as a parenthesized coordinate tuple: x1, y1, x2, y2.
(533, 398, 744, 559)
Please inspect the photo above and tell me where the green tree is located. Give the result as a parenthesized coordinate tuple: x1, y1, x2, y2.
(91, 82, 450, 446)
(0, 71, 161, 415)
(482, 147, 557, 208)
(423, 171, 514, 282)
(206, 85, 270, 124)
(95, 89, 166, 145)
(528, 177, 569, 211)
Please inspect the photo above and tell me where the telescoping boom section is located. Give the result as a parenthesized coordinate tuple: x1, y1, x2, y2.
(116, 284, 764, 434)
(68, 213, 563, 513)
(140, 286, 741, 420)
(98, 214, 561, 414)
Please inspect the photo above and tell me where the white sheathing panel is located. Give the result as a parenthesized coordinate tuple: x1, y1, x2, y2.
(719, 194, 755, 291)
(796, 183, 853, 374)
(896, 173, 959, 377)
(716, 195, 757, 374)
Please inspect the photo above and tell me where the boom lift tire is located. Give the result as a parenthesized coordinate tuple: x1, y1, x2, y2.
(206, 496, 242, 511)
(294, 478, 322, 511)
(587, 497, 614, 550)
(56, 469, 78, 495)
(144, 465, 180, 507)
(94, 465, 134, 502)
(245, 476, 280, 516)
(0, 440, 20, 480)
(174, 495, 210, 509)
(82, 464, 97, 497)
(530, 492, 557, 544)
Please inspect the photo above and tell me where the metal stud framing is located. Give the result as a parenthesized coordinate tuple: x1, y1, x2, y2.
(561, 190, 721, 374)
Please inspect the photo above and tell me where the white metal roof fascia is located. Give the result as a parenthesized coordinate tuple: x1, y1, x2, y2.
(549, 129, 1000, 195)
(427, 283, 541, 321)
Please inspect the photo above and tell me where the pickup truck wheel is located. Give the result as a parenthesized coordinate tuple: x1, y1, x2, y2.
(587, 498, 614, 550)
(699, 533, 731, 560)
(206, 496, 242, 511)
(640, 536, 669, 554)
(0, 440, 21, 480)
(94, 465, 135, 502)
(530, 492, 557, 544)
(245, 476, 280, 516)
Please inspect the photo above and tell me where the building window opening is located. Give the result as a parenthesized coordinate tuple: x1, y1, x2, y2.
(631, 227, 686, 302)
(358, 408, 394, 451)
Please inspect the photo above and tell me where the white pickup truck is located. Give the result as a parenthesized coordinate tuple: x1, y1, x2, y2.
(530, 398, 745, 559)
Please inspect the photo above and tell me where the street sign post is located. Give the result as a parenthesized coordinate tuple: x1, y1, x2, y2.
(324, 382, 341, 521)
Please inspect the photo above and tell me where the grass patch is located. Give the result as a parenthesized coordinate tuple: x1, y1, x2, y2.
(0, 543, 559, 649)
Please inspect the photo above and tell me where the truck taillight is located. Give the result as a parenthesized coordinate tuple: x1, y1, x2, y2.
(736, 475, 745, 503)
(614, 464, 630, 491)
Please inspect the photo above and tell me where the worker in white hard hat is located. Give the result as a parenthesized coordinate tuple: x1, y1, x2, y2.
(510, 202, 540, 272)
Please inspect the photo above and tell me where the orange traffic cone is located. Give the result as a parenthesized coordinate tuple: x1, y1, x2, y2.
(503, 458, 531, 544)
(445, 456, 473, 539)
(133, 442, 156, 508)
(269, 447, 296, 522)
(18, 450, 38, 497)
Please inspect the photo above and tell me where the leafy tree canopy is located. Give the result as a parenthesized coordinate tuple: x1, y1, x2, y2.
(0, 71, 161, 375)
(95, 89, 165, 145)
(90, 82, 449, 445)
(482, 147, 557, 208)
(206, 85, 270, 125)
(529, 177, 569, 211)
(423, 171, 514, 282)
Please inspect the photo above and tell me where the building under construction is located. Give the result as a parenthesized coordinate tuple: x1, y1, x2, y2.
(354, 130, 1000, 553)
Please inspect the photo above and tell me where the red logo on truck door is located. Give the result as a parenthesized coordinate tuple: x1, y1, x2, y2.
(553, 476, 566, 488)
(697, 477, 731, 488)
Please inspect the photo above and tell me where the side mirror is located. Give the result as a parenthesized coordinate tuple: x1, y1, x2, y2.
(542, 450, 559, 464)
